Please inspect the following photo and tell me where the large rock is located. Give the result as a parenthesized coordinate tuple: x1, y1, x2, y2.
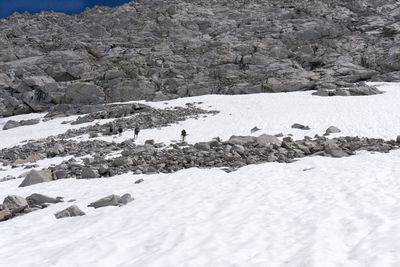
(19, 169, 52, 187)
(26, 193, 62, 206)
(228, 135, 256, 146)
(256, 134, 281, 146)
(88, 193, 133, 208)
(3, 195, 28, 214)
(54, 205, 85, 219)
(2, 120, 20, 130)
(88, 194, 122, 208)
(325, 126, 341, 135)
(81, 167, 99, 179)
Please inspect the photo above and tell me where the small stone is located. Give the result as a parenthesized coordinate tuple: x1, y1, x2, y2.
(291, 123, 310, 130)
(134, 178, 144, 184)
(251, 126, 261, 134)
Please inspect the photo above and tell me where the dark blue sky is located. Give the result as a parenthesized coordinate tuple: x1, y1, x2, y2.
(0, 0, 133, 18)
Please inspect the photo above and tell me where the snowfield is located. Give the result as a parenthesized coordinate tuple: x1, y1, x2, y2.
(1, 82, 400, 266)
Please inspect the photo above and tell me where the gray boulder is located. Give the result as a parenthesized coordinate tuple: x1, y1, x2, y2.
(26, 193, 62, 206)
(194, 142, 211, 151)
(325, 126, 341, 135)
(291, 123, 310, 130)
(81, 167, 99, 179)
(228, 135, 256, 146)
(3, 195, 28, 214)
(0, 210, 12, 222)
(54, 205, 85, 219)
(324, 141, 348, 158)
(2, 120, 20, 130)
(256, 134, 281, 146)
(19, 169, 52, 187)
(48, 144, 65, 156)
(120, 193, 134, 205)
(88, 194, 122, 208)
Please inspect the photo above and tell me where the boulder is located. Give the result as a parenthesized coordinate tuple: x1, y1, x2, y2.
(48, 144, 65, 156)
(250, 126, 261, 134)
(134, 178, 144, 184)
(26, 193, 62, 206)
(81, 167, 99, 179)
(120, 193, 134, 205)
(291, 123, 310, 130)
(3, 195, 28, 214)
(256, 134, 281, 146)
(194, 142, 211, 151)
(325, 126, 341, 135)
(397, 136, 400, 143)
(324, 141, 348, 158)
(54, 205, 85, 219)
(228, 135, 256, 146)
(0, 210, 12, 222)
(54, 170, 68, 179)
(88, 194, 122, 208)
(2, 120, 20, 130)
(19, 169, 52, 187)
(145, 139, 155, 145)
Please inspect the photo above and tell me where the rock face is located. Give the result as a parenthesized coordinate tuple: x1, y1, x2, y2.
(54, 205, 85, 219)
(19, 169, 52, 187)
(0, 0, 399, 117)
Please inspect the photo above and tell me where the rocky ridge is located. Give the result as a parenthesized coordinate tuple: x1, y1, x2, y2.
(0, 0, 399, 117)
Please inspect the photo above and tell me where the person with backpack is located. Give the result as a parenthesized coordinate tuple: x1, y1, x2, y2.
(134, 126, 140, 140)
(109, 124, 114, 135)
(181, 129, 187, 142)
(118, 125, 123, 136)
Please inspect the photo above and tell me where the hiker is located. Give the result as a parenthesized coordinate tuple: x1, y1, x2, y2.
(109, 124, 114, 135)
(181, 129, 187, 142)
(134, 126, 140, 140)
(118, 125, 123, 136)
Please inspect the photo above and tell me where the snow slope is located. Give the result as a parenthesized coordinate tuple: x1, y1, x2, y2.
(0, 82, 400, 266)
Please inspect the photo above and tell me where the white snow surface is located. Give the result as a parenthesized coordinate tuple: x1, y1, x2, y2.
(1, 82, 400, 266)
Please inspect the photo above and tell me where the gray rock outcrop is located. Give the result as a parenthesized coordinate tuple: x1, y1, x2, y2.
(0, 0, 399, 117)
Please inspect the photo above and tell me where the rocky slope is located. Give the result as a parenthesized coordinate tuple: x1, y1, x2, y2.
(0, 0, 399, 117)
